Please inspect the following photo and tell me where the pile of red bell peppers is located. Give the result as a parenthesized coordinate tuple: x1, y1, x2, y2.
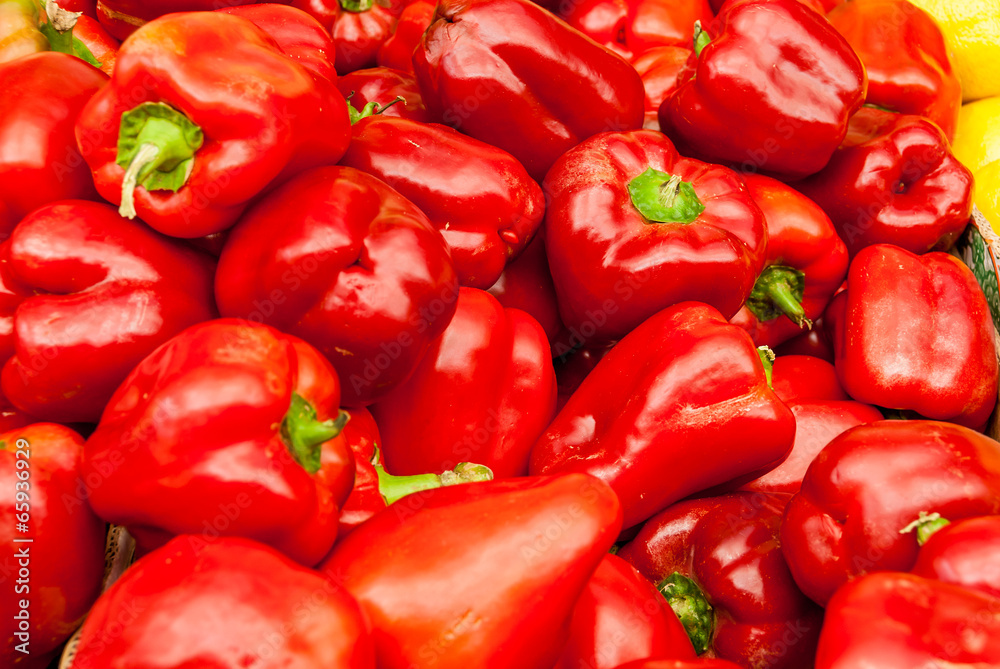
(1, 0, 998, 668)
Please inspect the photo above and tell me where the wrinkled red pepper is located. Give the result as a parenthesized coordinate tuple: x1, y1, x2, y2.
(292, 0, 406, 75)
(660, 0, 866, 179)
(82, 319, 356, 566)
(531, 302, 795, 528)
(911, 515, 1000, 599)
(321, 473, 622, 669)
(631, 46, 691, 131)
(781, 420, 1000, 605)
(544, 130, 767, 343)
(413, 0, 645, 180)
(832, 244, 997, 428)
(0, 201, 217, 424)
(376, 0, 433, 75)
(95, 0, 257, 40)
(337, 67, 431, 122)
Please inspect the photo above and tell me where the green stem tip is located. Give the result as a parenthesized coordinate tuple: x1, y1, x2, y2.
(347, 94, 406, 125)
(757, 346, 775, 389)
(374, 448, 493, 506)
(693, 20, 711, 57)
(281, 393, 348, 475)
(746, 265, 810, 327)
(628, 167, 706, 225)
(657, 572, 714, 655)
(900, 511, 951, 546)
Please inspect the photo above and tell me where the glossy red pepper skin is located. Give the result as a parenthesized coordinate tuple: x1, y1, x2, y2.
(371, 288, 556, 479)
(215, 166, 458, 407)
(71, 536, 376, 669)
(292, 0, 405, 75)
(0, 424, 106, 669)
(61, 0, 97, 17)
(340, 117, 544, 289)
(832, 245, 998, 428)
(556, 553, 697, 669)
(337, 67, 431, 122)
(827, 0, 961, 141)
(659, 0, 866, 180)
(82, 319, 356, 566)
(75, 11, 351, 238)
(413, 0, 645, 181)
(337, 407, 385, 536)
(0, 52, 106, 223)
(558, 0, 631, 59)
(631, 46, 690, 131)
(487, 234, 564, 346)
(770, 355, 847, 404)
(376, 0, 433, 75)
(321, 474, 622, 669)
(795, 109, 973, 257)
(558, 0, 711, 58)
(616, 661, 745, 669)
(0, 201, 217, 423)
(781, 420, 1000, 606)
(544, 131, 767, 343)
(730, 174, 849, 349)
(95, 0, 257, 39)
(74, 14, 118, 76)
(709, 0, 834, 10)
(620, 492, 824, 669)
(911, 516, 1000, 599)
(531, 302, 795, 528)
(815, 572, 1000, 669)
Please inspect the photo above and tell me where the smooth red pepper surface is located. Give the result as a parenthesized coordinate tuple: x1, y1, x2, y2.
(557, 0, 631, 58)
(321, 474, 622, 669)
(74, 14, 118, 75)
(0, 424, 106, 669)
(833, 245, 998, 428)
(0, 52, 106, 223)
(770, 355, 847, 404)
(72, 536, 376, 669)
(95, 0, 257, 39)
(620, 492, 823, 669)
(376, 0, 434, 75)
(559, 0, 711, 58)
(215, 166, 459, 407)
(292, 0, 405, 75)
(659, 0, 866, 179)
(337, 406, 385, 536)
(0, 201, 217, 423)
(487, 234, 564, 346)
(631, 46, 691, 131)
(544, 131, 767, 343)
(82, 319, 355, 566)
(337, 67, 431, 122)
(911, 516, 1000, 599)
(556, 553, 696, 669)
(371, 288, 556, 479)
(781, 420, 1000, 605)
(827, 0, 961, 141)
(531, 302, 795, 528)
(413, 0, 645, 181)
(815, 572, 1000, 669)
(616, 661, 745, 669)
(76, 11, 351, 238)
(340, 116, 544, 289)
(796, 109, 973, 257)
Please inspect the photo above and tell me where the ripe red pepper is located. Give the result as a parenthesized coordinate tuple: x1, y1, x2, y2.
(71, 536, 376, 668)
(95, 0, 257, 40)
(559, 0, 711, 58)
(770, 355, 848, 404)
(815, 572, 1000, 669)
(659, 0, 866, 179)
(544, 131, 767, 343)
(487, 234, 564, 346)
(413, 0, 645, 181)
(82, 319, 356, 566)
(631, 46, 691, 131)
(616, 662, 744, 669)
(827, 0, 961, 141)
(556, 553, 696, 669)
(376, 0, 433, 75)
(832, 245, 998, 428)
(0, 52, 106, 223)
(730, 174, 849, 349)
(337, 67, 431, 122)
(215, 166, 459, 407)
(292, 0, 406, 75)
(340, 115, 544, 289)
(911, 515, 1000, 599)
(781, 420, 1000, 605)
(75, 10, 351, 238)
(1, 424, 106, 669)
(371, 288, 556, 479)
(619, 492, 824, 669)
(0, 201, 217, 423)
(558, 0, 631, 58)
(321, 473, 623, 669)
(73, 13, 117, 75)
(531, 302, 795, 528)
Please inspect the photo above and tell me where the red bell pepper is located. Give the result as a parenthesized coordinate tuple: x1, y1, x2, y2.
(769, 355, 847, 404)
(730, 173, 849, 349)
(71, 536, 376, 668)
(73, 13, 117, 75)
(558, 0, 711, 58)
(558, 0, 631, 58)
(340, 115, 544, 289)
(832, 244, 998, 428)
(215, 166, 459, 407)
(531, 302, 795, 528)
(321, 473, 622, 669)
(781, 420, 1000, 606)
(75, 10, 351, 238)
(82, 319, 356, 566)
(95, 0, 257, 40)
(615, 662, 744, 669)
(0, 51, 106, 223)
(631, 46, 691, 131)
(371, 288, 556, 479)
(1, 424, 106, 669)
(911, 515, 1000, 599)
(827, 0, 961, 141)
(337, 67, 431, 122)
(376, 0, 434, 75)
(487, 234, 564, 346)
(544, 130, 767, 343)
(814, 572, 1000, 669)
(556, 553, 697, 669)
(413, 0, 645, 181)
(0, 200, 217, 424)
(795, 108, 973, 257)
(774, 284, 846, 363)
(619, 492, 824, 669)
(292, 0, 406, 75)
(659, 0, 866, 180)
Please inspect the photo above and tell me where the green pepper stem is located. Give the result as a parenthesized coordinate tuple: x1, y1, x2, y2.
(119, 143, 159, 219)
(339, 0, 376, 12)
(375, 454, 493, 506)
(628, 167, 706, 224)
(745, 265, 810, 327)
(900, 512, 952, 546)
(693, 20, 711, 56)
(757, 346, 775, 389)
(347, 95, 406, 124)
(281, 393, 348, 475)
(657, 573, 714, 655)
